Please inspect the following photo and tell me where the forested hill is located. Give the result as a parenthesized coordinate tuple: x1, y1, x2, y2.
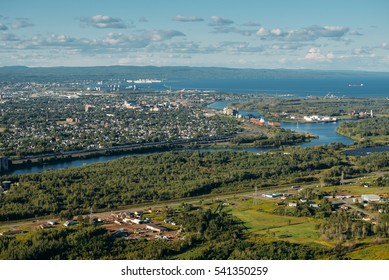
(1, 66, 388, 81)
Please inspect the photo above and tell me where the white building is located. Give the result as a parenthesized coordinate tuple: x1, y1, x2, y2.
(361, 194, 380, 202)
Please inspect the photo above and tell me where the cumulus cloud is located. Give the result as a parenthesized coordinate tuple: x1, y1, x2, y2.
(11, 19, 34, 29)
(211, 26, 256, 36)
(256, 27, 269, 36)
(0, 23, 8, 31)
(305, 48, 334, 61)
(270, 28, 284, 36)
(80, 15, 128, 29)
(256, 25, 350, 42)
(173, 15, 204, 22)
(209, 16, 234, 26)
(102, 30, 185, 49)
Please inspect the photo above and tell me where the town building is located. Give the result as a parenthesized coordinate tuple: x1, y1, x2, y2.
(361, 194, 381, 202)
(146, 224, 167, 233)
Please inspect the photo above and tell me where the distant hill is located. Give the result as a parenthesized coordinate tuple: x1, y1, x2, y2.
(1, 65, 389, 81)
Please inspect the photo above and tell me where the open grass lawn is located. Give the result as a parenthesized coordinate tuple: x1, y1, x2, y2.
(0, 126, 6, 133)
(227, 198, 330, 247)
(347, 242, 389, 260)
(319, 184, 389, 196)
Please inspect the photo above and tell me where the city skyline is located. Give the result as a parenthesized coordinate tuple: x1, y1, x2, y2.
(1, 0, 389, 71)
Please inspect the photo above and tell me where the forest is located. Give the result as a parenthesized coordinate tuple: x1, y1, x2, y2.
(336, 117, 389, 143)
(0, 147, 345, 221)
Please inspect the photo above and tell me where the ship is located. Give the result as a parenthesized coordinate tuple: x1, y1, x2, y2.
(268, 121, 281, 127)
(128, 79, 162, 84)
(250, 118, 265, 126)
(348, 83, 364, 87)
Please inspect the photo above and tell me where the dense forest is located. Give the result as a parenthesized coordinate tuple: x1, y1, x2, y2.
(229, 128, 316, 148)
(0, 147, 345, 221)
(337, 117, 389, 143)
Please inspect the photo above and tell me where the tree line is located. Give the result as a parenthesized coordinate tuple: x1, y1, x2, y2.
(0, 147, 345, 221)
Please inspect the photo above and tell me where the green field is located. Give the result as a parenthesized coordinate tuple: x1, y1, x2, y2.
(227, 199, 328, 246)
(319, 184, 388, 196)
(346, 242, 389, 260)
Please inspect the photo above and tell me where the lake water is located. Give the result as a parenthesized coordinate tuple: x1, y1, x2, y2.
(164, 76, 389, 98)
(207, 100, 354, 147)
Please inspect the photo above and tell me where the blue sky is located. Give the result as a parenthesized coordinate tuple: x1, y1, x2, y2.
(1, 0, 388, 71)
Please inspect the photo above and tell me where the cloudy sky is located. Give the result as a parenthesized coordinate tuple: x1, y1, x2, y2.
(1, 0, 389, 71)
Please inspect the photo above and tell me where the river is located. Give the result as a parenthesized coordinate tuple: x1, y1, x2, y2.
(7, 100, 353, 175)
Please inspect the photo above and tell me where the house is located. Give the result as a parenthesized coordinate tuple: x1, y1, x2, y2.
(265, 193, 283, 198)
(63, 220, 75, 227)
(146, 224, 167, 233)
(331, 201, 346, 209)
(130, 219, 142, 224)
(288, 203, 297, 207)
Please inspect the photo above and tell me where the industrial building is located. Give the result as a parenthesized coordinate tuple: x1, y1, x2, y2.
(361, 194, 381, 202)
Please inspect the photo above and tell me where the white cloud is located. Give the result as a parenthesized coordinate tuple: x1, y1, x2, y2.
(270, 28, 283, 36)
(305, 48, 334, 61)
(256, 27, 268, 36)
(173, 15, 204, 22)
(11, 19, 34, 29)
(211, 26, 256, 36)
(209, 16, 234, 26)
(257, 25, 350, 42)
(80, 15, 128, 29)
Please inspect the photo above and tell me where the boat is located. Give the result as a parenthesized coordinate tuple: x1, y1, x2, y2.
(348, 83, 364, 87)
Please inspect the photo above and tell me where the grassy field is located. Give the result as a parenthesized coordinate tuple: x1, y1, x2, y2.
(0, 126, 6, 133)
(226, 198, 330, 247)
(319, 184, 389, 196)
(346, 242, 389, 260)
